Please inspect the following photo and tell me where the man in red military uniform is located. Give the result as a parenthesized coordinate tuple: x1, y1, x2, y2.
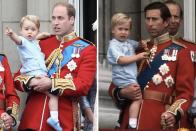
(164, 0, 196, 128)
(108, 2, 194, 130)
(14, 2, 96, 131)
(0, 54, 20, 130)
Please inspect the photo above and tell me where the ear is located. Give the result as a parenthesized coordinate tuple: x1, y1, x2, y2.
(164, 19, 170, 28)
(70, 16, 75, 25)
(111, 28, 115, 34)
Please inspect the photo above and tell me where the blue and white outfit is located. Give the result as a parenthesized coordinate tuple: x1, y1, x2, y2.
(17, 36, 47, 76)
(107, 38, 139, 88)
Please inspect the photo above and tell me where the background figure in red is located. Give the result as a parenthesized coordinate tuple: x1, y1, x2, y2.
(0, 54, 20, 130)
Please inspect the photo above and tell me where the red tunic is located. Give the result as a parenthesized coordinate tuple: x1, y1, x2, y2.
(14, 35, 96, 131)
(0, 55, 20, 123)
(110, 35, 194, 130)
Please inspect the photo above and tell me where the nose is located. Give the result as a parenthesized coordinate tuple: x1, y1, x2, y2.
(146, 19, 153, 27)
(28, 30, 32, 34)
(53, 18, 59, 25)
(122, 29, 126, 34)
(170, 16, 175, 23)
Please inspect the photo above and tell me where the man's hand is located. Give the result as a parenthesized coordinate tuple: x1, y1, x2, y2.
(29, 76, 52, 92)
(193, 118, 196, 128)
(36, 32, 51, 40)
(119, 83, 142, 100)
(84, 107, 94, 123)
(1, 112, 14, 130)
(161, 112, 176, 129)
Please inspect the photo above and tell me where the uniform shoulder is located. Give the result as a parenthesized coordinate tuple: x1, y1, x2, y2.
(0, 53, 5, 57)
(180, 37, 196, 45)
(172, 39, 187, 48)
(0, 53, 6, 61)
(78, 37, 95, 46)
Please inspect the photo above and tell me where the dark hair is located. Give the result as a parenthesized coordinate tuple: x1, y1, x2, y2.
(164, 0, 183, 19)
(144, 2, 171, 22)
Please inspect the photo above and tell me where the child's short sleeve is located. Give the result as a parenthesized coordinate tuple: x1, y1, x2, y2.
(129, 40, 139, 50)
(107, 40, 125, 65)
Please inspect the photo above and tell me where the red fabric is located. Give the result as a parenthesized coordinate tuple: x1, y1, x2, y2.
(118, 40, 194, 129)
(14, 35, 96, 131)
(0, 55, 20, 109)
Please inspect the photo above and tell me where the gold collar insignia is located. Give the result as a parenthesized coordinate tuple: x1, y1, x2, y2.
(56, 32, 77, 43)
(152, 33, 171, 45)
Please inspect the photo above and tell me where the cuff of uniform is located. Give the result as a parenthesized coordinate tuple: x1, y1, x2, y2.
(49, 88, 60, 96)
(113, 87, 128, 109)
(6, 110, 17, 127)
(175, 111, 181, 123)
(24, 76, 35, 92)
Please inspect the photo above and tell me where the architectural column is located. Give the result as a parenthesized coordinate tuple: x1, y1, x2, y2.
(68, 0, 83, 36)
(184, 0, 195, 41)
(27, 0, 52, 33)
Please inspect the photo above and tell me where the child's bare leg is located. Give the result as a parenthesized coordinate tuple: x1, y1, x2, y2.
(128, 99, 142, 128)
(127, 84, 142, 128)
(46, 92, 62, 130)
(47, 93, 58, 111)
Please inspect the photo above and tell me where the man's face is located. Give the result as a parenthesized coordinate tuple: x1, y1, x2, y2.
(52, 5, 74, 36)
(166, 4, 181, 36)
(145, 9, 169, 38)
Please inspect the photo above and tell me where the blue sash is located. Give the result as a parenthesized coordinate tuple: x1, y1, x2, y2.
(48, 40, 90, 77)
(0, 55, 3, 62)
(137, 43, 183, 90)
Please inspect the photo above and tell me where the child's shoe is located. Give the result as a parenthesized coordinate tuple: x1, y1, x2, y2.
(47, 117, 62, 131)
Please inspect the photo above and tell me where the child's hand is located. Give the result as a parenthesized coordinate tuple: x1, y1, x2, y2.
(5, 27, 13, 36)
(137, 52, 149, 60)
(36, 32, 51, 40)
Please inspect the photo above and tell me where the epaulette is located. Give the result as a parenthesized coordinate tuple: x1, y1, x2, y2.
(0, 53, 5, 56)
(79, 38, 95, 46)
(172, 39, 187, 48)
(181, 37, 196, 45)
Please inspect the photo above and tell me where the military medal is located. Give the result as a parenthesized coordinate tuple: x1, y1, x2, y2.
(164, 75, 174, 88)
(162, 49, 169, 60)
(171, 49, 178, 61)
(75, 48, 81, 58)
(72, 44, 84, 58)
(149, 44, 157, 62)
(64, 73, 73, 80)
(71, 47, 77, 58)
(152, 74, 163, 85)
(72, 47, 81, 58)
(67, 60, 77, 71)
(159, 63, 169, 76)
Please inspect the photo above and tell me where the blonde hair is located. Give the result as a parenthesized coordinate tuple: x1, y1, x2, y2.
(111, 13, 132, 30)
(20, 15, 40, 29)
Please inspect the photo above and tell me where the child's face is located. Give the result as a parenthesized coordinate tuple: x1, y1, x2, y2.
(20, 20, 39, 41)
(112, 21, 131, 42)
